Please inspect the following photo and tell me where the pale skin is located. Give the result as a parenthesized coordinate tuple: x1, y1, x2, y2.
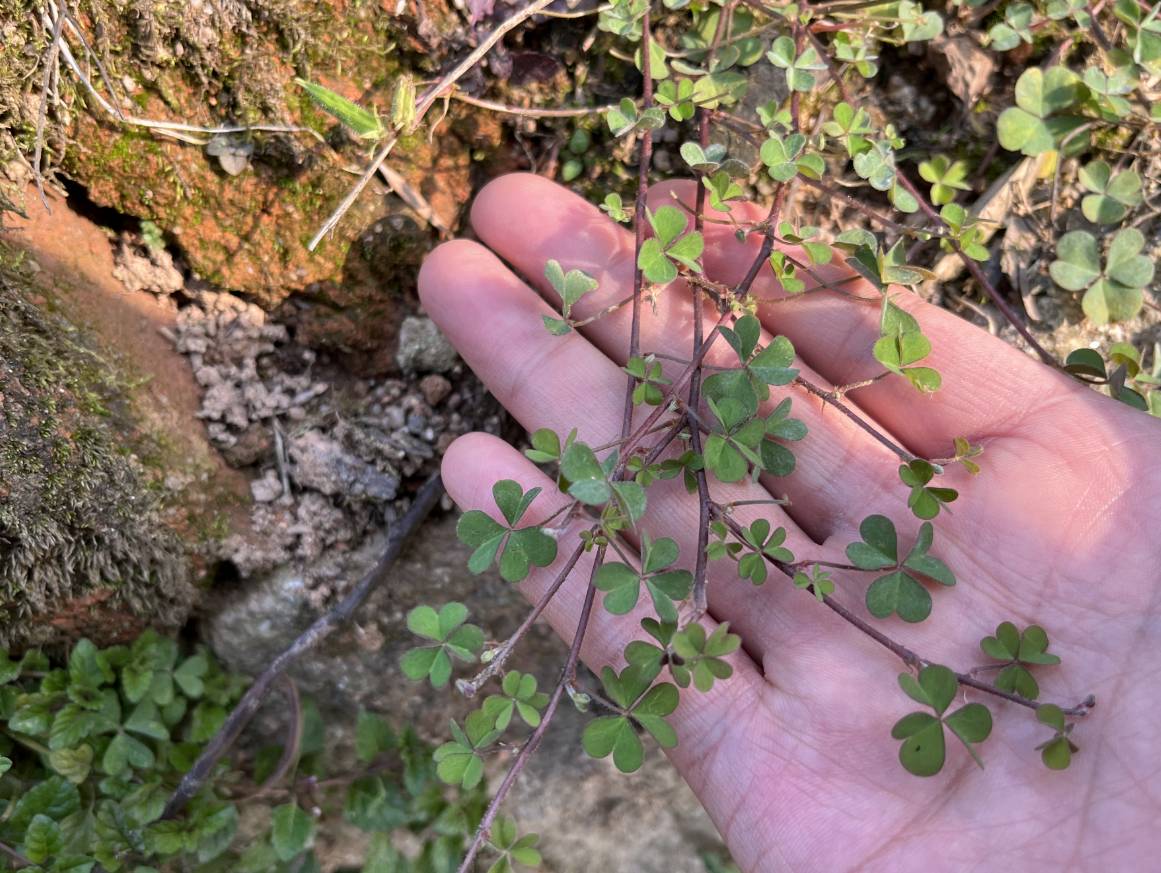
(417, 173, 1161, 872)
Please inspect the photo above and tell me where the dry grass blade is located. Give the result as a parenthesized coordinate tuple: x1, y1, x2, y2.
(33, 13, 67, 214)
(307, 0, 557, 250)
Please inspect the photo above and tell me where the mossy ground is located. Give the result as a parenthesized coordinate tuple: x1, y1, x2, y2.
(0, 244, 195, 650)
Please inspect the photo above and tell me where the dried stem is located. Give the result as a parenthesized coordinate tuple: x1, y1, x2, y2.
(310, 0, 557, 249)
(33, 12, 66, 213)
(451, 91, 620, 117)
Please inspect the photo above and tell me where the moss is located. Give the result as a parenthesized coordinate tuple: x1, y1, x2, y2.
(0, 246, 194, 650)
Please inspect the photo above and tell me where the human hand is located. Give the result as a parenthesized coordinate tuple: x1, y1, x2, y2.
(417, 173, 1161, 872)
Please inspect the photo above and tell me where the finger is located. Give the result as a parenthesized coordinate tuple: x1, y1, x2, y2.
(662, 179, 1089, 455)
(418, 236, 831, 661)
(469, 173, 907, 543)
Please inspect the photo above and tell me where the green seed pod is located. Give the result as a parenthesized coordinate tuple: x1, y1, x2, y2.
(391, 75, 416, 131)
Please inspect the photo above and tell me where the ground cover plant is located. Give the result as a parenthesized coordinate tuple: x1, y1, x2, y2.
(5, 0, 1161, 869)
(0, 635, 487, 872)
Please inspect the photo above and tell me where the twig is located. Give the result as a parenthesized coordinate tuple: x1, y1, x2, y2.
(309, 0, 557, 249)
(33, 12, 66, 213)
(39, 8, 316, 144)
(793, 375, 915, 461)
(893, 172, 1059, 367)
(49, 0, 125, 121)
(161, 474, 445, 819)
(229, 677, 304, 803)
(450, 92, 621, 117)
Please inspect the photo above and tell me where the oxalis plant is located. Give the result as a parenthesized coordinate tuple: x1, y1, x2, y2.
(15, 0, 1154, 867)
(0, 634, 489, 872)
(303, 0, 1160, 869)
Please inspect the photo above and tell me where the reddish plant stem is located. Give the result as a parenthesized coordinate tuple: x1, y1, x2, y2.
(458, 539, 589, 697)
(797, 175, 918, 236)
(821, 594, 1093, 716)
(790, 25, 804, 131)
(624, 8, 655, 438)
(0, 843, 31, 868)
(892, 171, 1059, 367)
(614, 315, 729, 478)
(792, 375, 915, 461)
(687, 110, 716, 615)
(738, 184, 789, 292)
(644, 414, 688, 465)
(712, 508, 1094, 718)
(455, 551, 604, 873)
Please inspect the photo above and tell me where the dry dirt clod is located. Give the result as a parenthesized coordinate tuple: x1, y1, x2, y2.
(111, 234, 184, 296)
(926, 35, 995, 109)
(287, 430, 400, 502)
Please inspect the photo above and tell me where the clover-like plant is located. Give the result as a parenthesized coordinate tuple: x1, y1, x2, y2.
(485, 817, 543, 873)
(997, 66, 1087, 156)
(595, 533, 693, 621)
(1049, 228, 1156, 324)
(541, 259, 599, 335)
(979, 622, 1061, 700)
(457, 480, 560, 581)
(401, 603, 485, 687)
(1078, 160, 1143, 224)
(1035, 704, 1080, 770)
(918, 155, 971, 206)
(846, 516, 955, 623)
(581, 665, 679, 773)
(483, 671, 551, 729)
(988, 1, 1034, 50)
(435, 710, 504, 789)
(892, 665, 994, 776)
(638, 206, 705, 284)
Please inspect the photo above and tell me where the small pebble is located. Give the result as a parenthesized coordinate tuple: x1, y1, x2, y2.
(420, 374, 452, 406)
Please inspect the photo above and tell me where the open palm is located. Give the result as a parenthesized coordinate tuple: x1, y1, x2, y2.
(417, 174, 1161, 872)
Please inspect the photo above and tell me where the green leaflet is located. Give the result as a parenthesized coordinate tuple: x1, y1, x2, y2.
(294, 79, 387, 140)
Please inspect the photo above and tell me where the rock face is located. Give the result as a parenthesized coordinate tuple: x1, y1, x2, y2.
(3, 0, 504, 377)
(201, 514, 728, 872)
